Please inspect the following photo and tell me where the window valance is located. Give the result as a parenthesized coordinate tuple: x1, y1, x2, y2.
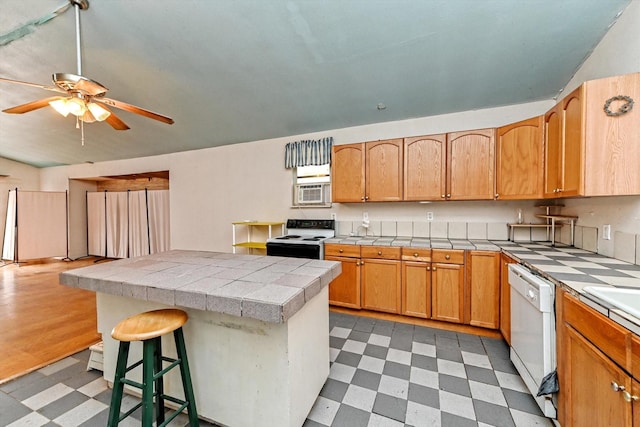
(284, 137, 333, 168)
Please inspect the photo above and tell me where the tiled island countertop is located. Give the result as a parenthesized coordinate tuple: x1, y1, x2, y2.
(60, 249, 341, 323)
(60, 250, 341, 427)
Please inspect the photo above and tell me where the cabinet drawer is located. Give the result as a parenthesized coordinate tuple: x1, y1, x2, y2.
(361, 246, 401, 260)
(324, 244, 361, 258)
(563, 292, 630, 370)
(432, 249, 464, 264)
(401, 248, 431, 262)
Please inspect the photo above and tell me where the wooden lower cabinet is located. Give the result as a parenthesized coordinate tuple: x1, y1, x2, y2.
(431, 261, 465, 323)
(466, 251, 500, 329)
(563, 324, 631, 426)
(499, 254, 517, 344)
(401, 261, 431, 318)
(325, 254, 361, 309)
(558, 290, 638, 426)
(361, 258, 402, 313)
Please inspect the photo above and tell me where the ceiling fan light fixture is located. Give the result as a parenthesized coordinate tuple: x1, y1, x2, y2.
(66, 97, 87, 116)
(87, 102, 110, 121)
(49, 99, 71, 117)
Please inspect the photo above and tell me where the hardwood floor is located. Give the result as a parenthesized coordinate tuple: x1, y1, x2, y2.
(0, 258, 102, 384)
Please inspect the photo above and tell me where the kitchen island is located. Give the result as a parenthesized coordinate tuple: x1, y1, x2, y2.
(60, 250, 341, 427)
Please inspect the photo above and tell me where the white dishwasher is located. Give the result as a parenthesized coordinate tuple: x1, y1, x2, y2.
(508, 263, 556, 419)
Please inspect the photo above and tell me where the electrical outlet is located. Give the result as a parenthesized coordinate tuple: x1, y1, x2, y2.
(603, 224, 611, 240)
(330, 213, 337, 221)
(426, 212, 434, 221)
(363, 212, 369, 222)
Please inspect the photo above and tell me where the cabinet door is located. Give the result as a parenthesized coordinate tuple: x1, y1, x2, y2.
(544, 104, 563, 197)
(431, 263, 465, 323)
(326, 255, 361, 309)
(495, 116, 544, 200)
(401, 261, 431, 318)
(447, 129, 495, 200)
(564, 324, 632, 427)
(403, 134, 446, 201)
(499, 254, 517, 345)
(561, 87, 584, 197)
(633, 380, 640, 427)
(467, 251, 500, 329)
(361, 258, 401, 313)
(332, 143, 365, 202)
(365, 139, 403, 201)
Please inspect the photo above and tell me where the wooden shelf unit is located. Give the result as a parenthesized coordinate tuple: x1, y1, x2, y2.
(508, 205, 578, 245)
(232, 221, 284, 253)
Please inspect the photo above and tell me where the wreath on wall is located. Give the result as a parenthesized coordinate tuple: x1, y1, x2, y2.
(603, 95, 634, 116)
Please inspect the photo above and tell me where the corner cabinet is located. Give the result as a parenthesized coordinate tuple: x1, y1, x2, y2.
(544, 72, 640, 198)
(495, 116, 544, 200)
(231, 221, 284, 253)
(331, 139, 403, 203)
(557, 290, 637, 427)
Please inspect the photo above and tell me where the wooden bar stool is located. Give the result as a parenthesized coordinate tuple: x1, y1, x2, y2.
(107, 308, 199, 427)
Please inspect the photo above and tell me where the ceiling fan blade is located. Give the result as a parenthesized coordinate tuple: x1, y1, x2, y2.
(0, 76, 66, 94)
(2, 96, 66, 114)
(95, 97, 174, 125)
(99, 105, 130, 130)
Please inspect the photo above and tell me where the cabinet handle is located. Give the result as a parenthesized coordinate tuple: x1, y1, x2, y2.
(445, 254, 450, 260)
(623, 390, 639, 402)
(360, 260, 364, 265)
(446, 193, 451, 198)
(413, 253, 419, 257)
(365, 196, 369, 200)
(427, 266, 431, 271)
(432, 266, 437, 271)
(611, 381, 626, 392)
(495, 193, 499, 198)
(361, 196, 365, 201)
(441, 194, 446, 198)
(339, 249, 344, 253)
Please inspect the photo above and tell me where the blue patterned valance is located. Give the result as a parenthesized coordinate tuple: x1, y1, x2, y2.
(284, 137, 333, 168)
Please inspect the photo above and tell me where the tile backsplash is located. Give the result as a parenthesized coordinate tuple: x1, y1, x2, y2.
(334, 220, 639, 267)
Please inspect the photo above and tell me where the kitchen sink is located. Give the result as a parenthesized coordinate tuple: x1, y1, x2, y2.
(583, 286, 640, 319)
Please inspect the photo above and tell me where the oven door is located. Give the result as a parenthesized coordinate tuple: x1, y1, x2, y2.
(266, 242, 320, 259)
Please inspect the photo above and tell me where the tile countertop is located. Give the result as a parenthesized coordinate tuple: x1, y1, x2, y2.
(328, 236, 640, 335)
(60, 250, 341, 324)
(496, 241, 640, 336)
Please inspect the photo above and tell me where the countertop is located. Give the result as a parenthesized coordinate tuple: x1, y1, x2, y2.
(328, 236, 640, 335)
(60, 250, 341, 324)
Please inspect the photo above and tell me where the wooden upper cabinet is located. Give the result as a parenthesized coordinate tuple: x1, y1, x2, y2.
(496, 116, 544, 200)
(447, 128, 496, 200)
(366, 139, 403, 201)
(403, 134, 446, 201)
(583, 73, 640, 196)
(332, 143, 365, 202)
(544, 86, 584, 198)
(544, 105, 563, 197)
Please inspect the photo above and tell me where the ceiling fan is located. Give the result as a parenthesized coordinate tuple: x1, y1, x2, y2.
(0, 0, 174, 132)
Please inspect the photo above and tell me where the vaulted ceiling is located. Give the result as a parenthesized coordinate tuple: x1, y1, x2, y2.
(0, 0, 631, 167)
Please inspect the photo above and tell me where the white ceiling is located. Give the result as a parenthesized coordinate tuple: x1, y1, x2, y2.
(0, 0, 631, 167)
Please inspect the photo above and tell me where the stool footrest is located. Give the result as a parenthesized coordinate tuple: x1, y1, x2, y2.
(154, 357, 181, 380)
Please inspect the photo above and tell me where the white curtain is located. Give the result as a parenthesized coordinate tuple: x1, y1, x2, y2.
(128, 190, 149, 257)
(2, 190, 16, 260)
(87, 192, 106, 257)
(148, 190, 170, 253)
(106, 192, 128, 258)
(1, 190, 67, 261)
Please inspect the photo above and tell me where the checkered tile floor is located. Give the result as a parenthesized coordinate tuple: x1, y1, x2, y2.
(306, 312, 555, 427)
(0, 312, 554, 427)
